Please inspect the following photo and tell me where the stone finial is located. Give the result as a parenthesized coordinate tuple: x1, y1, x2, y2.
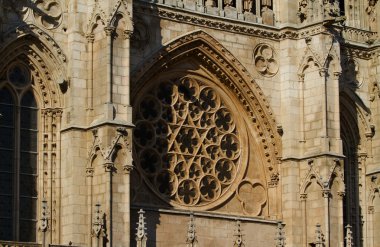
(345, 224, 353, 247)
(39, 199, 49, 232)
(315, 223, 325, 247)
(275, 222, 286, 247)
(186, 213, 198, 247)
(92, 203, 105, 238)
(233, 220, 245, 247)
(136, 209, 147, 247)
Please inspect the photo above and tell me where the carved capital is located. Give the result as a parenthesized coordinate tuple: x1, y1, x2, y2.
(337, 191, 345, 199)
(319, 68, 328, 77)
(368, 206, 375, 214)
(333, 72, 342, 80)
(300, 193, 307, 201)
(104, 162, 115, 172)
(86, 167, 95, 177)
(123, 164, 134, 174)
(322, 189, 330, 198)
(122, 30, 133, 40)
(104, 26, 115, 37)
(86, 33, 95, 43)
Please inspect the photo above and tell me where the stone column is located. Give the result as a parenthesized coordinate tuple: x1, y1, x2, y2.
(123, 164, 133, 247)
(323, 188, 330, 247)
(86, 33, 95, 117)
(104, 27, 116, 120)
(300, 193, 307, 247)
(337, 191, 345, 247)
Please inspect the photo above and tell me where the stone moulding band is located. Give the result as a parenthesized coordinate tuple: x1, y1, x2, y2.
(130, 205, 279, 224)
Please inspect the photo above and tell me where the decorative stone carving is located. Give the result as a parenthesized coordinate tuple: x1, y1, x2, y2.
(186, 213, 198, 247)
(323, 0, 340, 18)
(275, 222, 286, 247)
(297, 0, 308, 23)
(261, 0, 274, 26)
(92, 203, 105, 238)
(233, 220, 245, 247)
(345, 224, 353, 247)
(132, 30, 280, 187)
(236, 180, 266, 215)
(315, 223, 325, 247)
(134, 76, 246, 209)
(243, 0, 253, 12)
(366, 0, 378, 31)
(39, 199, 49, 232)
(33, 0, 63, 29)
(253, 44, 278, 77)
(136, 209, 147, 247)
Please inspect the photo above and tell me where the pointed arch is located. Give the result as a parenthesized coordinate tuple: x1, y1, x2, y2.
(0, 27, 66, 108)
(339, 89, 370, 246)
(132, 30, 281, 179)
(131, 30, 282, 217)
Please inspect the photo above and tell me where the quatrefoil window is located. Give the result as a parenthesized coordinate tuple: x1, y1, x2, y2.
(134, 77, 244, 208)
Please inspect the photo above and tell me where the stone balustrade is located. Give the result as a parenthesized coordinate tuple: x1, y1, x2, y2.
(139, 0, 275, 26)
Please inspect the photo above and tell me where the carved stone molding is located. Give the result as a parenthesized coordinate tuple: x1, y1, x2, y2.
(134, 0, 376, 44)
(132, 30, 281, 188)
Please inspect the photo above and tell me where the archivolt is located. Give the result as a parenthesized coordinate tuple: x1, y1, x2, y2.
(0, 24, 67, 108)
(340, 90, 373, 149)
(132, 29, 281, 183)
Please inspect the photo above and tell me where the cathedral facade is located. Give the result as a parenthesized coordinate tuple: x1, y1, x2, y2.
(1, 0, 380, 246)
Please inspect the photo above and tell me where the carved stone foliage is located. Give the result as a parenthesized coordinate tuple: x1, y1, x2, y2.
(33, 0, 63, 29)
(133, 76, 246, 209)
(253, 44, 278, 77)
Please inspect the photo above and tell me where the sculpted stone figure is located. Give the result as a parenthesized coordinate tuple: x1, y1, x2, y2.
(298, 0, 308, 22)
(261, 0, 271, 7)
(366, 0, 378, 31)
(243, 0, 253, 12)
(224, 0, 234, 7)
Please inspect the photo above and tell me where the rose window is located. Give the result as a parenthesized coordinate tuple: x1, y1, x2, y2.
(134, 77, 244, 208)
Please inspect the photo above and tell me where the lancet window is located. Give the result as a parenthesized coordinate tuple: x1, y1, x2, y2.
(0, 63, 38, 242)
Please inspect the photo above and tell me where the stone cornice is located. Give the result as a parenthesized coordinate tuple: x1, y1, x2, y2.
(134, 0, 380, 46)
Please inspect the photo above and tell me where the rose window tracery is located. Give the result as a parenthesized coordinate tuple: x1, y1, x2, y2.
(134, 77, 244, 208)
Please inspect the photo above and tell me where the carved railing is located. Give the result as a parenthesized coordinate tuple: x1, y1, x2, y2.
(139, 0, 275, 26)
(342, 26, 377, 44)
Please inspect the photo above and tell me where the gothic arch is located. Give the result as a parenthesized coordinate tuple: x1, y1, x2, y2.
(0, 27, 66, 108)
(0, 27, 65, 242)
(339, 89, 370, 246)
(131, 30, 281, 215)
(133, 30, 281, 177)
